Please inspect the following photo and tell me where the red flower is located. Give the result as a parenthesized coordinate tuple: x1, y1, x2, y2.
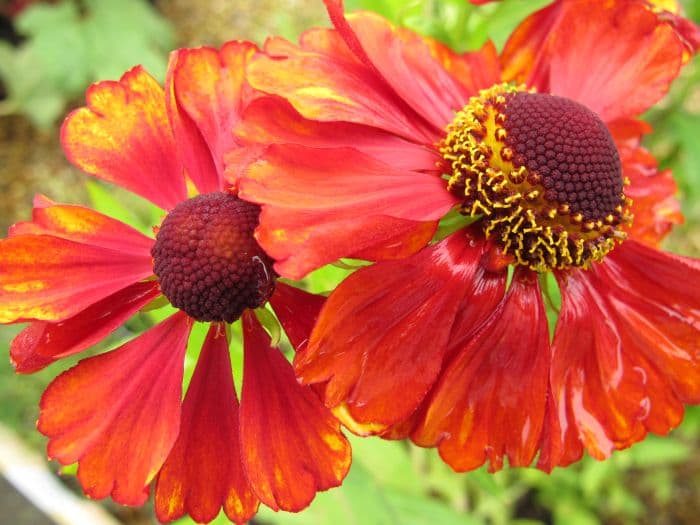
(234, 0, 700, 471)
(0, 41, 350, 523)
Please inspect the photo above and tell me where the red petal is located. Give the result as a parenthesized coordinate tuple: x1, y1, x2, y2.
(167, 41, 258, 193)
(39, 313, 191, 505)
(623, 152, 682, 246)
(61, 66, 187, 210)
(247, 30, 435, 142)
(547, 1, 684, 122)
(0, 234, 154, 323)
(233, 96, 440, 172)
(242, 145, 451, 222)
(8, 201, 153, 255)
(254, 203, 437, 280)
(412, 270, 550, 472)
(326, 6, 476, 130)
(599, 243, 700, 404)
(10, 281, 160, 373)
(542, 242, 700, 469)
(269, 282, 325, 353)
(295, 231, 507, 428)
(155, 326, 259, 524)
(240, 312, 351, 511)
(500, 1, 564, 88)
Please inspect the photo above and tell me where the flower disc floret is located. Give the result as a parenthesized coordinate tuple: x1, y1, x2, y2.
(152, 192, 275, 322)
(442, 84, 632, 272)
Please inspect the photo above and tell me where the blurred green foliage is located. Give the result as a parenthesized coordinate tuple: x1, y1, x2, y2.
(0, 1, 699, 524)
(0, 0, 174, 128)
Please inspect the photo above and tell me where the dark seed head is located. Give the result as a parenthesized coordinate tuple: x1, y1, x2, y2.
(152, 192, 275, 323)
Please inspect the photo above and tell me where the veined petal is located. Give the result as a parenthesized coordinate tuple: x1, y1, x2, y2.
(167, 41, 258, 193)
(239, 312, 351, 511)
(329, 6, 475, 130)
(255, 205, 437, 279)
(242, 144, 453, 220)
(39, 312, 191, 506)
(233, 96, 440, 172)
(547, 1, 684, 122)
(247, 32, 435, 143)
(599, 243, 700, 404)
(542, 245, 700, 469)
(269, 282, 325, 353)
(413, 270, 550, 472)
(10, 281, 160, 373)
(9, 199, 154, 255)
(296, 232, 506, 428)
(61, 66, 187, 210)
(155, 326, 259, 524)
(0, 235, 154, 323)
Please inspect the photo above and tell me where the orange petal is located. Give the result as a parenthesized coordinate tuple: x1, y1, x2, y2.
(547, 1, 684, 122)
(233, 96, 440, 172)
(167, 41, 258, 193)
(11, 281, 160, 373)
(296, 231, 506, 427)
(240, 144, 452, 278)
(335, 8, 478, 129)
(8, 200, 153, 255)
(542, 245, 700, 469)
(155, 326, 259, 524)
(240, 312, 351, 511)
(248, 31, 435, 143)
(412, 269, 550, 472)
(500, 1, 564, 88)
(0, 234, 154, 323)
(39, 312, 191, 505)
(61, 66, 187, 210)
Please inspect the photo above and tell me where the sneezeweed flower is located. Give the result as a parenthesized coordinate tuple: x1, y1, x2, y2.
(0, 41, 350, 523)
(234, 0, 700, 472)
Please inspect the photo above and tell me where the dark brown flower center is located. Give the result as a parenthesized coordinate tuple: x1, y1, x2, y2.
(152, 192, 275, 323)
(441, 84, 631, 272)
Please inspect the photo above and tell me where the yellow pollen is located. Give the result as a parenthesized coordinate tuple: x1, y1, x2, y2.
(440, 83, 632, 272)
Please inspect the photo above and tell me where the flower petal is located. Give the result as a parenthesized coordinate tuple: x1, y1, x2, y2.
(61, 66, 187, 210)
(233, 96, 440, 172)
(8, 200, 154, 255)
(618, 137, 682, 246)
(10, 281, 160, 373)
(38, 312, 191, 505)
(542, 242, 700, 469)
(326, 4, 478, 129)
(412, 269, 550, 472)
(256, 205, 437, 279)
(547, 0, 684, 122)
(295, 231, 506, 428)
(500, 1, 564, 87)
(269, 282, 325, 352)
(0, 234, 154, 323)
(167, 41, 258, 193)
(155, 326, 259, 524)
(247, 29, 435, 142)
(240, 143, 453, 278)
(239, 312, 351, 511)
(243, 144, 452, 221)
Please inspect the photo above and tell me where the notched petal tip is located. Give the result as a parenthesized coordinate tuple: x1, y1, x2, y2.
(240, 312, 351, 512)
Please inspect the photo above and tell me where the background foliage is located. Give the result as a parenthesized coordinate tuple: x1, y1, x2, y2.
(0, 1, 699, 524)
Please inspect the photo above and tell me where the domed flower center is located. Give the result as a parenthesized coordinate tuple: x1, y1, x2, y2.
(441, 84, 632, 272)
(152, 192, 275, 323)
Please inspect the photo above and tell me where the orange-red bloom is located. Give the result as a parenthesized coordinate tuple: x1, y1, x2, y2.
(234, 0, 700, 472)
(0, 41, 350, 523)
